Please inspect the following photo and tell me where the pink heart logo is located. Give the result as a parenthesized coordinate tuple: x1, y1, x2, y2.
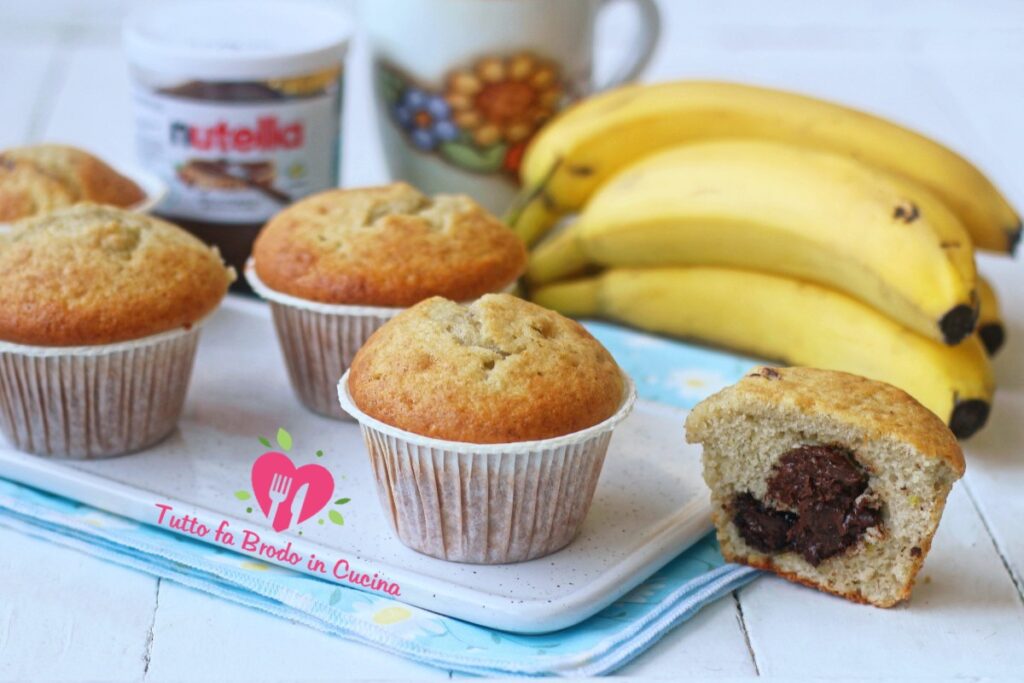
(251, 452, 334, 532)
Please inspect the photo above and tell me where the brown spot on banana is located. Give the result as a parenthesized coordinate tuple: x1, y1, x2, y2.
(893, 201, 920, 223)
(567, 163, 595, 177)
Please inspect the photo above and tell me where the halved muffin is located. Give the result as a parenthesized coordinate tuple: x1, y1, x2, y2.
(685, 366, 964, 607)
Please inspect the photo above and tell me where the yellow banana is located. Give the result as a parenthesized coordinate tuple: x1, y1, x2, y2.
(532, 267, 994, 439)
(511, 81, 1020, 253)
(529, 140, 978, 345)
(977, 274, 1006, 355)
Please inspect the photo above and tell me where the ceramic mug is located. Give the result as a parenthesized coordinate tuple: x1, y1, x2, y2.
(360, 0, 660, 214)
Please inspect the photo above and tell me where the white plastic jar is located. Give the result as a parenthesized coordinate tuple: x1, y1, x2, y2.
(124, 1, 351, 288)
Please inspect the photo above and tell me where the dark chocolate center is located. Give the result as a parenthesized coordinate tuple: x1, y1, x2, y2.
(731, 445, 882, 565)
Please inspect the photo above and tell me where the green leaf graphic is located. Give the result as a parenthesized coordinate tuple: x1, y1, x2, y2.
(316, 449, 324, 458)
(439, 141, 506, 173)
(234, 490, 251, 501)
(334, 498, 350, 505)
(328, 510, 345, 526)
(258, 436, 271, 448)
(276, 428, 293, 451)
(329, 588, 342, 605)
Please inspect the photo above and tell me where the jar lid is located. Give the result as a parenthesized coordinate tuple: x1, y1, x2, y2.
(123, 1, 351, 81)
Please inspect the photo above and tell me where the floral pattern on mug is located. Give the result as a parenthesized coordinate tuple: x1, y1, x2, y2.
(392, 88, 460, 151)
(378, 52, 566, 178)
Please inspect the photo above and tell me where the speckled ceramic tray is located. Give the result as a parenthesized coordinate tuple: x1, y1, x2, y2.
(0, 297, 712, 633)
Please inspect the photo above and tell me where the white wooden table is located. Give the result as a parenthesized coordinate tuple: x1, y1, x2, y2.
(1, 1, 1023, 680)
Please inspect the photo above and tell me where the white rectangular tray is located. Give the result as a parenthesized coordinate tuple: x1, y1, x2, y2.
(0, 297, 711, 634)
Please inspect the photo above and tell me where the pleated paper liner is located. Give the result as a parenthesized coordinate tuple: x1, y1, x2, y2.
(246, 260, 519, 421)
(245, 263, 403, 420)
(0, 322, 204, 459)
(338, 369, 637, 564)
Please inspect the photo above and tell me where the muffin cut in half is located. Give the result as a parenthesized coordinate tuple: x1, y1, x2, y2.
(685, 366, 964, 607)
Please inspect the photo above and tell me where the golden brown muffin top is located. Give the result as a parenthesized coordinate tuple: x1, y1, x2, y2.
(348, 294, 625, 443)
(686, 366, 965, 476)
(0, 144, 146, 221)
(252, 183, 527, 306)
(0, 204, 233, 346)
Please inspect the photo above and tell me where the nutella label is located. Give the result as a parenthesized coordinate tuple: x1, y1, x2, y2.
(132, 85, 341, 224)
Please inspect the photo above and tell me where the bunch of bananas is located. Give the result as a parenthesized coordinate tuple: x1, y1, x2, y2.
(510, 81, 1016, 439)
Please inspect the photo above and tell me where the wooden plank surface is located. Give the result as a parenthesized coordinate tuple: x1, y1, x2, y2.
(738, 487, 1024, 677)
(43, 44, 135, 163)
(0, 42, 61, 148)
(145, 582, 448, 682)
(0, 527, 156, 681)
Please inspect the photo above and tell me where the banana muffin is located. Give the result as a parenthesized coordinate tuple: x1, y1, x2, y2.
(348, 293, 624, 442)
(247, 182, 527, 420)
(0, 204, 232, 345)
(0, 144, 146, 221)
(340, 294, 634, 563)
(252, 182, 526, 305)
(0, 204, 232, 458)
(685, 366, 964, 607)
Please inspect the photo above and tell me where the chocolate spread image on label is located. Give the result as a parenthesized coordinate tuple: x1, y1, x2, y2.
(129, 70, 342, 292)
(177, 160, 289, 204)
(137, 74, 340, 224)
(732, 445, 883, 565)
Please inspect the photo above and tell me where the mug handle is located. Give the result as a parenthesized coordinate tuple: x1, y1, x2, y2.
(592, 0, 661, 91)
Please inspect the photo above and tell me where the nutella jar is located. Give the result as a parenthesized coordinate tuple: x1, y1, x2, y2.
(124, 2, 351, 292)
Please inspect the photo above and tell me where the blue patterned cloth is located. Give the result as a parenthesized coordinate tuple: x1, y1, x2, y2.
(0, 321, 761, 677)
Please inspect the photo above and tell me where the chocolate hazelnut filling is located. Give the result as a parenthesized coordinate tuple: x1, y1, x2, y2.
(732, 445, 882, 565)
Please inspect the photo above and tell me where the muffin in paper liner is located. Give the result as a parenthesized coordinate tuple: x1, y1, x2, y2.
(0, 322, 205, 460)
(338, 369, 637, 564)
(245, 260, 520, 421)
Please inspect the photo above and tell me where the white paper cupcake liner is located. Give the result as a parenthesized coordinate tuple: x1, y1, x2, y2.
(246, 263, 403, 420)
(338, 370, 637, 564)
(0, 322, 205, 459)
(246, 261, 518, 421)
